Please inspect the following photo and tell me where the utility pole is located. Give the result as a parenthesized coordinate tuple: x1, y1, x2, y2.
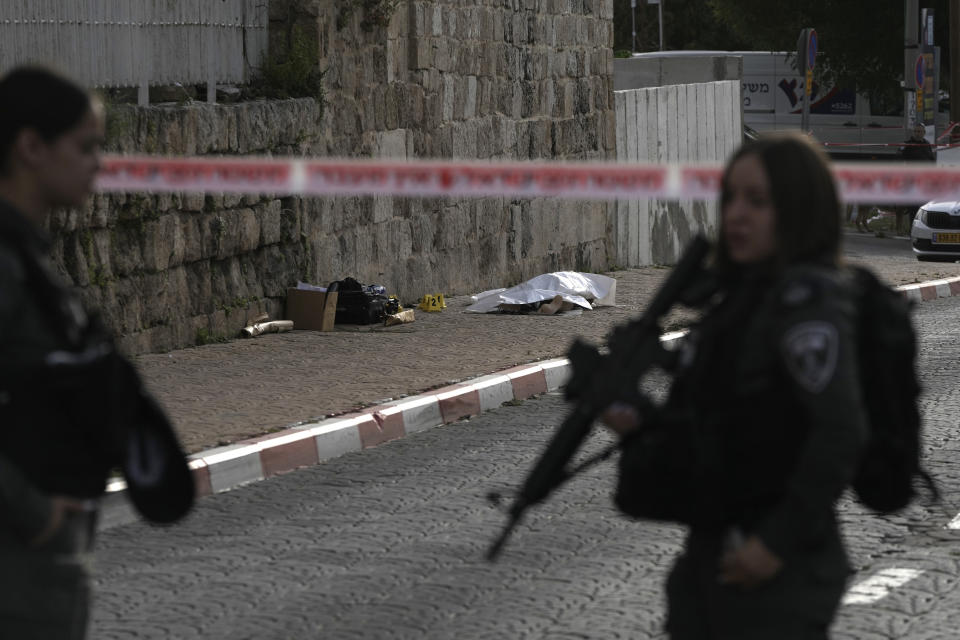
(647, 0, 664, 51)
(951, 0, 960, 140)
(658, 0, 664, 51)
(797, 28, 816, 134)
(905, 0, 919, 136)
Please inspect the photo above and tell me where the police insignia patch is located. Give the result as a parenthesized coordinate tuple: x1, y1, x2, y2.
(781, 281, 813, 306)
(782, 321, 838, 393)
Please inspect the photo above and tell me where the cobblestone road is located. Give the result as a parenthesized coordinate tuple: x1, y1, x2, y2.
(92, 294, 960, 639)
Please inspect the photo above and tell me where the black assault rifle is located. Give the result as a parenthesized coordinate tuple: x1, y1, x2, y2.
(486, 234, 713, 561)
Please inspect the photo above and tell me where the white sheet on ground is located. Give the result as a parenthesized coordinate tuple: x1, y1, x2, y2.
(466, 271, 617, 313)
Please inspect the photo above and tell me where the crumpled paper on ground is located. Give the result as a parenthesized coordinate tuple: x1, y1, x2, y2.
(240, 315, 294, 337)
(385, 309, 416, 326)
(465, 271, 617, 314)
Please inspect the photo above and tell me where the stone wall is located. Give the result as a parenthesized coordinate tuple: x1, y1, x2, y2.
(51, 0, 617, 355)
(48, 99, 323, 354)
(308, 0, 616, 297)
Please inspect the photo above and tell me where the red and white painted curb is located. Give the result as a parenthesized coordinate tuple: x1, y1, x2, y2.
(897, 276, 960, 303)
(97, 280, 960, 530)
(97, 358, 573, 528)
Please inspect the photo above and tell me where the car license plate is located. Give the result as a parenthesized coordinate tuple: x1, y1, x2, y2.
(933, 232, 960, 244)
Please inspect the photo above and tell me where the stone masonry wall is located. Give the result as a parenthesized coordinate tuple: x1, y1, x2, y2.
(51, 0, 616, 355)
(308, 0, 616, 298)
(48, 100, 322, 355)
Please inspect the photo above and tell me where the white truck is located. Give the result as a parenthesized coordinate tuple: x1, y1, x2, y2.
(616, 51, 946, 160)
(738, 51, 903, 159)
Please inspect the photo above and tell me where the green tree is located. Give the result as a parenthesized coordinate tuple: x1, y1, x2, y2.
(614, 1, 952, 99)
(707, 0, 951, 97)
(613, 0, 748, 55)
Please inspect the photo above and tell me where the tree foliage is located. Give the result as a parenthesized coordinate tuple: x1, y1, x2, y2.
(613, 0, 750, 56)
(614, 0, 952, 98)
(708, 0, 951, 96)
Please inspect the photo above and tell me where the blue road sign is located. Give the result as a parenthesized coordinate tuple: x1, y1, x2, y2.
(807, 30, 817, 70)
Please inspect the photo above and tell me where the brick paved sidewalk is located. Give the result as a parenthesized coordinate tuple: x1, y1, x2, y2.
(135, 234, 960, 456)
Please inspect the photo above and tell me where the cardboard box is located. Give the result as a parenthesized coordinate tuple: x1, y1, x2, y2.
(285, 288, 338, 331)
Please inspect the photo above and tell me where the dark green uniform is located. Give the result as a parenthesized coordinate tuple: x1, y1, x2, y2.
(0, 199, 117, 639)
(625, 264, 868, 639)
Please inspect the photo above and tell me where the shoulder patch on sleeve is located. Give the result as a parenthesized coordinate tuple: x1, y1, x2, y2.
(781, 280, 815, 306)
(781, 321, 839, 393)
(777, 266, 842, 309)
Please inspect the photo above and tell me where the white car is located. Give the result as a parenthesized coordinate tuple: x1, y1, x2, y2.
(911, 200, 960, 261)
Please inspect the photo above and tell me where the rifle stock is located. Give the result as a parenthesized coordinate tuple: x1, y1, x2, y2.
(486, 235, 712, 561)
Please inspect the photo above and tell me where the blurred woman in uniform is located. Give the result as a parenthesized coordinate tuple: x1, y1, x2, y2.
(607, 132, 867, 639)
(0, 66, 192, 639)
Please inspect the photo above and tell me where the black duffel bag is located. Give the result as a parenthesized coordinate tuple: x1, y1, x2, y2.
(332, 277, 389, 325)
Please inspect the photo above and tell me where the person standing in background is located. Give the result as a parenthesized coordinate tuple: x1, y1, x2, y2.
(896, 124, 936, 236)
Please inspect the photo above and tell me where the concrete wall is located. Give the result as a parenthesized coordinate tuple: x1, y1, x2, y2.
(613, 54, 742, 91)
(50, 0, 617, 355)
(613, 80, 742, 266)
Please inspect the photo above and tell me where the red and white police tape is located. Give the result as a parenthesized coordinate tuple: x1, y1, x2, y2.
(96, 155, 960, 205)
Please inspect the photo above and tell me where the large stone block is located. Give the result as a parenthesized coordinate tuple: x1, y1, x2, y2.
(478, 6, 495, 40)
(113, 280, 145, 334)
(560, 80, 576, 117)
(58, 233, 88, 288)
(257, 199, 285, 246)
(511, 12, 528, 43)
(475, 197, 508, 238)
(463, 76, 479, 119)
(521, 81, 539, 118)
(140, 215, 179, 273)
(575, 77, 593, 114)
(409, 212, 437, 253)
(401, 84, 427, 128)
(408, 1, 427, 35)
(235, 209, 261, 254)
(48, 207, 82, 235)
(436, 207, 472, 250)
(311, 230, 350, 284)
(248, 245, 293, 298)
(452, 121, 480, 158)
(409, 36, 433, 71)
(374, 218, 414, 263)
(179, 212, 205, 264)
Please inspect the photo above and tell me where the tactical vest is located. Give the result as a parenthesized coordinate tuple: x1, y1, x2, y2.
(0, 201, 118, 497)
(671, 266, 853, 527)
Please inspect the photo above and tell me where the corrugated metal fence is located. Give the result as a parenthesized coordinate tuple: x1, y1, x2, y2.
(614, 80, 742, 266)
(0, 0, 268, 92)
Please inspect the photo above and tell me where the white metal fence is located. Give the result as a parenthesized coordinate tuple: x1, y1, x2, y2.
(0, 0, 268, 93)
(614, 80, 743, 266)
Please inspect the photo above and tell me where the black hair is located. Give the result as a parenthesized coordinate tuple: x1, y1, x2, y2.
(0, 66, 92, 173)
(716, 131, 841, 274)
